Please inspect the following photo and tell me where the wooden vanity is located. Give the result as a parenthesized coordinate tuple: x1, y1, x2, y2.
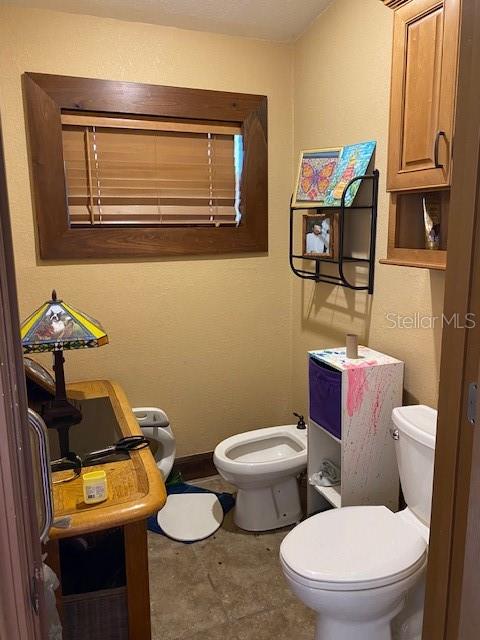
(44, 379, 167, 640)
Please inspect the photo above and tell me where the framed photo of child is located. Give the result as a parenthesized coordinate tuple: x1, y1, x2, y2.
(302, 213, 336, 259)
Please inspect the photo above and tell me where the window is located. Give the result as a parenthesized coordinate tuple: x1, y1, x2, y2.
(61, 114, 244, 228)
(23, 73, 267, 259)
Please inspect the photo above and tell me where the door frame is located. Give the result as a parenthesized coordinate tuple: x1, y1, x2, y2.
(0, 121, 45, 637)
(457, 357, 480, 637)
(423, 0, 480, 638)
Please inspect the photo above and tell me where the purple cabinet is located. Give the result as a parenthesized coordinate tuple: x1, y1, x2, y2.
(309, 357, 342, 439)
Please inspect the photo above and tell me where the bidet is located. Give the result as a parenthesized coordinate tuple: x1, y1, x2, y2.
(214, 424, 307, 531)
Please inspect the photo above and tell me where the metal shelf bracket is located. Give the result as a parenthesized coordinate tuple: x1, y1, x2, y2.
(289, 170, 379, 295)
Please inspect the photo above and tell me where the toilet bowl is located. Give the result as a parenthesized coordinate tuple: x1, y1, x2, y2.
(280, 405, 437, 640)
(214, 424, 307, 531)
(133, 407, 176, 480)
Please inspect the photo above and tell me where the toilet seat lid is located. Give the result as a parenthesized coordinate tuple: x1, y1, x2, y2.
(280, 506, 427, 589)
(156, 493, 224, 542)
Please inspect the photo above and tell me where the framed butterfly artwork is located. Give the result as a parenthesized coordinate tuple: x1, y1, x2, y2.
(293, 147, 342, 208)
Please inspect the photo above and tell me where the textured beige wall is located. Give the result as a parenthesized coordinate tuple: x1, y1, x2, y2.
(0, 1, 444, 458)
(0, 6, 294, 456)
(292, 0, 445, 413)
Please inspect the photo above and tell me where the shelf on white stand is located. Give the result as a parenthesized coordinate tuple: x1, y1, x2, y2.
(311, 483, 341, 509)
(309, 419, 341, 444)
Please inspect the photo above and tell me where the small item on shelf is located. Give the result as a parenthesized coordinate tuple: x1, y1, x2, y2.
(423, 194, 441, 250)
(83, 469, 108, 504)
(310, 459, 341, 487)
(346, 334, 359, 359)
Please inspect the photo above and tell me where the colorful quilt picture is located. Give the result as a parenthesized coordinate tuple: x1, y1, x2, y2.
(293, 148, 341, 208)
(323, 141, 376, 207)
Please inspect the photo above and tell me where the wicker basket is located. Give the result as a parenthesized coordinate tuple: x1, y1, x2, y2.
(62, 587, 128, 640)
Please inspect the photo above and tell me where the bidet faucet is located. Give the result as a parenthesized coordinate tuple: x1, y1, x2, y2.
(293, 412, 306, 430)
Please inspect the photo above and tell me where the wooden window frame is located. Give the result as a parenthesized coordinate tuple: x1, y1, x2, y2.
(23, 73, 268, 259)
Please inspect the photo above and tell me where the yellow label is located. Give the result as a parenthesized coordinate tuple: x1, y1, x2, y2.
(83, 470, 108, 504)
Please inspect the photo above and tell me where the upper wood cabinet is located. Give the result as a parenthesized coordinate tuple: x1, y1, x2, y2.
(387, 0, 461, 191)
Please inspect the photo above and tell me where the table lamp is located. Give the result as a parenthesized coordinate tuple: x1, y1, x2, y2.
(21, 290, 108, 457)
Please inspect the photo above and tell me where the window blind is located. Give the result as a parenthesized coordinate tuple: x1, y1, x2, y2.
(61, 114, 243, 228)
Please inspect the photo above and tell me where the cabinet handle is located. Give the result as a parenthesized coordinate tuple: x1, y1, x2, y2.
(434, 130, 446, 169)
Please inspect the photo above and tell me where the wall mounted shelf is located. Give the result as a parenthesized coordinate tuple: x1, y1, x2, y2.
(289, 170, 379, 294)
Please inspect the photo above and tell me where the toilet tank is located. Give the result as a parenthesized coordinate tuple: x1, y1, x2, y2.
(392, 405, 437, 527)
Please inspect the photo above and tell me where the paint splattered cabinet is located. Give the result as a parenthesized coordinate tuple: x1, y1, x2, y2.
(307, 346, 404, 514)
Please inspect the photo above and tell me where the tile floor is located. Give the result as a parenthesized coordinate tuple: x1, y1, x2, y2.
(148, 475, 316, 640)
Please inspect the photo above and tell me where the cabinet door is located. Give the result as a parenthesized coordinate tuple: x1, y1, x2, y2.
(387, 0, 460, 191)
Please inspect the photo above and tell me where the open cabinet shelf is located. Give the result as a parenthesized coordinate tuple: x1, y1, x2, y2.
(380, 253, 447, 270)
(381, 189, 449, 270)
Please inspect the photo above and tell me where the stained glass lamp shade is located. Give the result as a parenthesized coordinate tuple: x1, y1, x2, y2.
(21, 290, 108, 456)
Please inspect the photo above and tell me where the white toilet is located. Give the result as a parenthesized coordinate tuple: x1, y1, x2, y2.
(133, 407, 176, 480)
(280, 405, 436, 640)
(214, 423, 308, 531)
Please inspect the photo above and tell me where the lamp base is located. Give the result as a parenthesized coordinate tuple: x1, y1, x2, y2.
(42, 397, 82, 457)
